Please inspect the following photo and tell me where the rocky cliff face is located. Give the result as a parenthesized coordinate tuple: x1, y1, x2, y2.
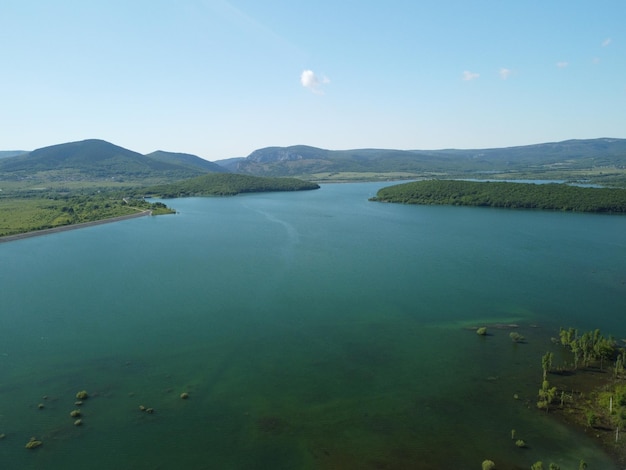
(246, 145, 329, 163)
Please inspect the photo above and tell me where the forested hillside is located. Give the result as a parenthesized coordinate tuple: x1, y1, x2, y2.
(0, 139, 215, 186)
(144, 150, 227, 173)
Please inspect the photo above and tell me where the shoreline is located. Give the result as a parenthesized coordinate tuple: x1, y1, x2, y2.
(548, 367, 626, 467)
(0, 210, 151, 244)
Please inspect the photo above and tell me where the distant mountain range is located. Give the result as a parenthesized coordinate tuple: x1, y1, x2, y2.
(0, 150, 28, 159)
(1, 137, 625, 186)
(223, 138, 626, 179)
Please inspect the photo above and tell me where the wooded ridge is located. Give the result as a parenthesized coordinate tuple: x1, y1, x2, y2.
(138, 173, 320, 197)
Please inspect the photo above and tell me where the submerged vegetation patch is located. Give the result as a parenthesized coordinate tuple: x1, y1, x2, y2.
(540, 327, 626, 461)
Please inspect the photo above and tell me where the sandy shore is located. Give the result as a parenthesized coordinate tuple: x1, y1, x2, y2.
(0, 210, 151, 244)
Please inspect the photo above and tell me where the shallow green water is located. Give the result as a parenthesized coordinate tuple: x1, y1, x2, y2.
(1, 182, 625, 469)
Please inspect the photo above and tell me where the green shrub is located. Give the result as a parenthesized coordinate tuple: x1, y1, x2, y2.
(482, 460, 496, 470)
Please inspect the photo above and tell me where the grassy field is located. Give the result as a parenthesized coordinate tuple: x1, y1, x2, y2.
(0, 179, 146, 195)
(0, 197, 151, 237)
(483, 166, 626, 187)
(279, 166, 626, 186)
(306, 171, 428, 182)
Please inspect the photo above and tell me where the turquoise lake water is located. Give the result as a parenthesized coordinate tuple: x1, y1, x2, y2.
(1, 182, 626, 469)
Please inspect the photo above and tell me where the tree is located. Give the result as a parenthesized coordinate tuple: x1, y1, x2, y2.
(510, 332, 525, 343)
(559, 327, 577, 346)
(541, 352, 553, 381)
(586, 410, 598, 428)
(596, 336, 616, 370)
(538, 380, 558, 412)
(571, 341, 581, 370)
(482, 460, 496, 470)
(580, 332, 592, 367)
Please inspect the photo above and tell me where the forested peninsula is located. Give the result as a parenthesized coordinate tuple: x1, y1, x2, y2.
(0, 173, 319, 239)
(371, 180, 626, 213)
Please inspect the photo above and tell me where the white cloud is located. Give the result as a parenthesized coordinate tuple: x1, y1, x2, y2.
(462, 70, 479, 81)
(602, 38, 612, 47)
(556, 61, 569, 68)
(300, 70, 330, 94)
(499, 68, 512, 80)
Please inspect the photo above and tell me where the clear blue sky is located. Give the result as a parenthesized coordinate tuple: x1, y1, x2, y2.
(1, 0, 624, 161)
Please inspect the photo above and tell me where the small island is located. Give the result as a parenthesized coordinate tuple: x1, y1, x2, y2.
(370, 180, 626, 213)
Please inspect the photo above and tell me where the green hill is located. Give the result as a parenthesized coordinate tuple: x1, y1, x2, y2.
(139, 173, 320, 198)
(145, 150, 228, 173)
(0, 139, 212, 184)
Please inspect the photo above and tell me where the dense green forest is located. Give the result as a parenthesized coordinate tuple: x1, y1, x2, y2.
(371, 180, 626, 213)
(138, 173, 320, 198)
